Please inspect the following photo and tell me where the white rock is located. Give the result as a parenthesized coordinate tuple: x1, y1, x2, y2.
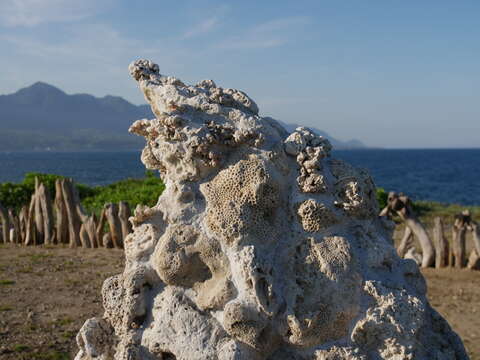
(76, 59, 468, 360)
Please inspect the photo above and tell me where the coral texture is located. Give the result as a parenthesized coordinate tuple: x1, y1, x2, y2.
(76, 59, 468, 360)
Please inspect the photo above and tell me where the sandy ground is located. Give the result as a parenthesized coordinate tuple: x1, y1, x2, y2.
(0, 244, 124, 360)
(0, 244, 478, 359)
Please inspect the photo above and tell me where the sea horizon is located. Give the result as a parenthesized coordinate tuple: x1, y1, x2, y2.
(1, 148, 479, 206)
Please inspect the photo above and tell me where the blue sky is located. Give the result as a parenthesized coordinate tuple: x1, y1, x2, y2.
(0, 0, 479, 148)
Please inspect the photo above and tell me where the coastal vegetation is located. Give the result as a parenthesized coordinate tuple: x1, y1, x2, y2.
(0, 171, 164, 214)
(0, 173, 476, 222)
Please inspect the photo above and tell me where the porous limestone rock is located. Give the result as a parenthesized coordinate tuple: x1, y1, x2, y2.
(75, 59, 468, 360)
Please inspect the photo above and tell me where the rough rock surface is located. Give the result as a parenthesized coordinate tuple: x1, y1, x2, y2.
(75, 59, 468, 360)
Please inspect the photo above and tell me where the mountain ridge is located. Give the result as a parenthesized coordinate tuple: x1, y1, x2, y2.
(0, 82, 365, 151)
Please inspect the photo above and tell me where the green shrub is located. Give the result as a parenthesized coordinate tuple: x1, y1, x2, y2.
(0, 171, 165, 214)
(376, 187, 388, 210)
(81, 171, 165, 213)
(0, 172, 95, 210)
(0, 182, 31, 210)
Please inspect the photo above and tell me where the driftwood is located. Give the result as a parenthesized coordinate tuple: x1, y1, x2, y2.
(24, 194, 36, 246)
(397, 226, 413, 258)
(82, 215, 98, 248)
(119, 201, 132, 242)
(96, 208, 106, 247)
(79, 223, 92, 248)
(404, 247, 422, 266)
(54, 179, 69, 244)
(381, 192, 435, 268)
(467, 220, 480, 269)
(433, 217, 449, 268)
(103, 232, 113, 249)
(18, 206, 28, 242)
(72, 182, 88, 224)
(8, 209, 20, 243)
(105, 203, 123, 249)
(33, 178, 45, 244)
(3, 177, 140, 252)
(452, 211, 471, 268)
(0, 202, 9, 244)
(38, 182, 54, 244)
(61, 179, 82, 248)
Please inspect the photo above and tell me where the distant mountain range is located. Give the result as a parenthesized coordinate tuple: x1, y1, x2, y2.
(0, 82, 365, 151)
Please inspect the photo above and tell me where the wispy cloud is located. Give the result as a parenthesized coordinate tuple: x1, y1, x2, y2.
(0, 21, 197, 102)
(182, 17, 220, 39)
(181, 5, 229, 40)
(216, 16, 310, 50)
(0, 0, 110, 27)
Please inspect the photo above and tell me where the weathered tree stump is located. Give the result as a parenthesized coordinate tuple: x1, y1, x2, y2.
(54, 179, 69, 244)
(452, 211, 470, 268)
(103, 232, 113, 249)
(72, 182, 88, 224)
(8, 209, 20, 243)
(0, 202, 10, 244)
(37, 182, 54, 245)
(24, 194, 36, 246)
(18, 206, 28, 242)
(381, 192, 435, 267)
(433, 217, 449, 268)
(96, 209, 106, 247)
(61, 179, 82, 248)
(33, 178, 45, 244)
(79, 223, 92, 248)
(397, 226, 413, 258)
(119, 201, 132, 242)
(105, 203, 123, 249)
(83, 215, 98, 248)
(467, 220, 480, 269)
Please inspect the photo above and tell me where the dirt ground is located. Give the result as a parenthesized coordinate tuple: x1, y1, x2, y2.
(0, 244, 478, 359)
(0, 244, 124, 360)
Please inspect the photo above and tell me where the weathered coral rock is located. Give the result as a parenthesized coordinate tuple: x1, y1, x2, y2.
(76, 60, 468, 360)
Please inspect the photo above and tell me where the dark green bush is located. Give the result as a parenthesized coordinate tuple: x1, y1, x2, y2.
(82, 171, 165, 213)
(0, 171, 164, 213)
(376, 187, 388, 210)
(0, 172, 94, 210)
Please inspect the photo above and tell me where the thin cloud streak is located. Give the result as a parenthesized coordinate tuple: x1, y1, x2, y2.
(180, 4, 229, 39)
(182, 17, 220, 39)
(215, 16, 311, 50)
(0, 0, 111, 27)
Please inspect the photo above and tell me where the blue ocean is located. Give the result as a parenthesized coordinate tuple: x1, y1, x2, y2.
(0, 149, 479, 205)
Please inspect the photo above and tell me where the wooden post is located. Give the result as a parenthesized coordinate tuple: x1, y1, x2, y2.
(8, 209, 20, 244)
(24, 194, 36, 246)
(467, 249, 480, 270)
(433, 217, 449, 268)
(54, 179, 68, 244)
(397, 226, 413, 258)
(467, 222, 480, 270)
(37, 183, 54, 245)
(105, 203, 123, 249)
(84, 215, 98, 248)
(79, 223, 92, 248)
(72, 181, 88, 223)
(453, 210, 470, 268)
(33, 178, 45, 244)
(0, 202, 9, 244)
(18, 206, 28, 243)
(452, 215, 467, 268)
(61, 179, 82, 248)
(96, 208, 106, 247)
(103, 232, 113, 249)
(119, 201, 132, 242)
(383, 192, 435, 268)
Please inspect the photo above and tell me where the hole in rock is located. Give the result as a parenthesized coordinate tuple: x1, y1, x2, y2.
(161, 351, 177, 360)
